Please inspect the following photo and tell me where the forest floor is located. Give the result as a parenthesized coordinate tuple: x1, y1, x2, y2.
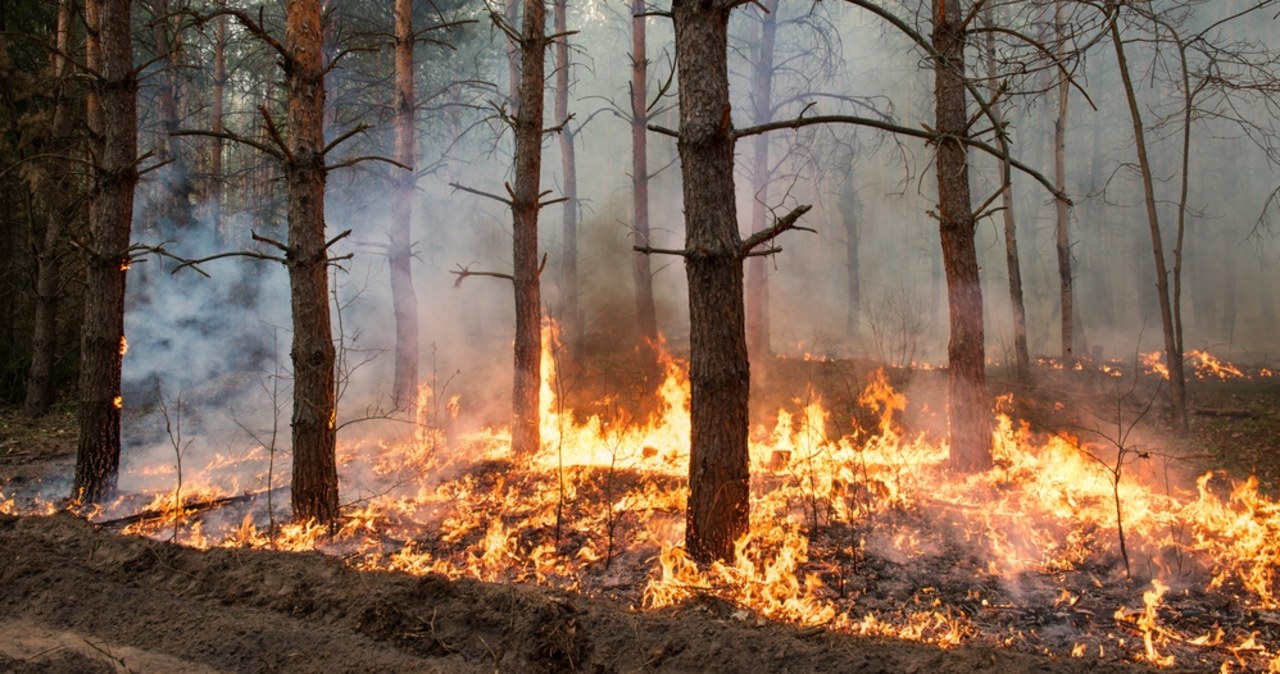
(0, 348, 1277, 673)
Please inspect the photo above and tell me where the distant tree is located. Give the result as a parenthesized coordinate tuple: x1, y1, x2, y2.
(553, 0, 581, 360)
(629, 0, 662, 386)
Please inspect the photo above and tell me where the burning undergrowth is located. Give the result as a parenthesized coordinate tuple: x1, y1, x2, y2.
(4, 332, 1280, 672)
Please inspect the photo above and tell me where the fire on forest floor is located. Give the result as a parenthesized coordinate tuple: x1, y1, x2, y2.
(3, 330, 1280, 672)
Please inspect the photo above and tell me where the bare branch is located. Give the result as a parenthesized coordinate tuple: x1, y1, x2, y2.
(739, 204, 814, 257)
(448, 182, 513, 206)
(451, 262, 514, 287)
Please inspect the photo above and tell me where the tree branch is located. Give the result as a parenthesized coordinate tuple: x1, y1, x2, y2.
(448, 182, 513, 206)
(451, 262, 514, 287)
(739, 204, 814, 257)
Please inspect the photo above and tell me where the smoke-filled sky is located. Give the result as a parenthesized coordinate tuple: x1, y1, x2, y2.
(117, 0, 1280, 474)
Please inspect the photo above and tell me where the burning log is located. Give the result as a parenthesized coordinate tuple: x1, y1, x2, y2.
(96, 487, 286, 528)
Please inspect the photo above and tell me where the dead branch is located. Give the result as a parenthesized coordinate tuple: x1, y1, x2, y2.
(451, 262, 514, 287)
(448, 182, 513, 206)
(96, 487, 288, 528)
(739, 204, 814, 257)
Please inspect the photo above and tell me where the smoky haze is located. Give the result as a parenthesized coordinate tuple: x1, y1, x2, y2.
(114, 0, 1279, 497)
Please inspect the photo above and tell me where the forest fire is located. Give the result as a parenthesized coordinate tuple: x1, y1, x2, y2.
(4, 336, 1278, 671)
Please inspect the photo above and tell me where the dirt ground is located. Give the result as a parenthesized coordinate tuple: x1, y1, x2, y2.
(2, 352, 1276, 673)
(0, 512, 1158, 674)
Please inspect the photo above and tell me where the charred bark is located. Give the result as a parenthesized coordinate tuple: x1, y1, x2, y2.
(390, 0, 419, 411)
(73, 0, 138, 504)
(285, 0, 339, 523)
(673, 0, 750, 563)
(931, 0, 992, 472)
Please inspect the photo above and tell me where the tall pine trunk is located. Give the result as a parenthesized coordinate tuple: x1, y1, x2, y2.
(510, 0, 547, 458)
(630, 0, 661, 385)
(981, 4, 1029, 381)
(73, 0, 138, 503)
(285, 0, 339, 522)
(1109, 12, 1188, 433)
(210, 9, 226, 244)
(673, 0, 749, 563)
(554, 0, 580, 359)
(1053, 0, 1074, 361)
(25, 0, 73, 415)
(744, 0, 777, 360)
(931, 0, 992, 472)
(390, 0, 419, 411)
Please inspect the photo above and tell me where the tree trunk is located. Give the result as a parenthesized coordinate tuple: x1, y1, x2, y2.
(25, 0, 72, 415)
(553, 0, 580, 359)
(210, 8, 226, 244)
(630, 0, 660, 384)
(151, 0, 193, 235)
(838, 158, 861, 336)
(931, 0, 992, 472)
(505, 0, 521, 114)
(673, 0, 749, 563)
(744, 0, 777, 360)
(73, 0, 137, 504)
(1109, 13, 1188, 433)
(285, 0, 339, 523)
(510, 0, 547, 458)
(981, 3, 1029, 381)
(390, 0, 419, 411)
(1053, 0, 1074, 362)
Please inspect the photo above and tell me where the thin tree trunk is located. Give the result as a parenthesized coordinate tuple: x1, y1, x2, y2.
(554, 0, 580, 359)
(25, 0, 72, 415)
(73, 0, 137, 504)
(210, 8, 226, 244)
(981, 3, 1029, 381)
(1054, 0, 1074, 361)
(285, 0, 339, 522)
(672, 0, 749, 563)
(510, 0, 547, 458)
(390, 0, 419, 411)
(505, 0, 521, 114)
(151, 0, 192, 233)
(838, 159, 861, 336)
(932, 0, 992, 472)
(1109, 12, 1188, 433)
(630, 0, 660, 384)
(744, 0, 777, 360)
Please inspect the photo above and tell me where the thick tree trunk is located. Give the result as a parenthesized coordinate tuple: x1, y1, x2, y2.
(285, 0, 339, 523)
(510, 0, 546, 458)
(553, 0, 580, 359)
(1109, 14, 1188, 433)
(25, 0, 73, 415)
(673, 0, 749, 563)
(931, 0, 992, 472)
(390, 0, 419, 411)
(73, 0, 137, 504)
(630, 0, 661, 384)
(744, 0, 777, 360)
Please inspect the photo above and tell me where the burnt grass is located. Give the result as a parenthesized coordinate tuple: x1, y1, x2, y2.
(1, 350, 1277, 672)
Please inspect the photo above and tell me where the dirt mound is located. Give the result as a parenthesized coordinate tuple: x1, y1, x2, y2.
(0, 513, 1152, 673)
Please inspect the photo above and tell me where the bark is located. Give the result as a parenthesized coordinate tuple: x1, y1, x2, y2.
(553, 0, 580, 358)
(390, 0, 419, 411)
(510, 0, 547, 458)
(744, 0, 778, 360)
(630, 0, 661, 385)
(673, 0, 749, 563)
(1109, 13, 1188, 433)
(981, 4, 1028, 381)
(25, 0, 73, 415)
(73, 0, 137, 504)
(1053, 0, 1074, 361)
(931, 0, 992, 472)
(285, 0, 339, 523)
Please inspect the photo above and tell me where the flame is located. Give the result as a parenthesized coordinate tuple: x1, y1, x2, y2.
(113, 395, 123, 409)
(119, 336, 128, 356)
(11, 331, 1280, 669)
